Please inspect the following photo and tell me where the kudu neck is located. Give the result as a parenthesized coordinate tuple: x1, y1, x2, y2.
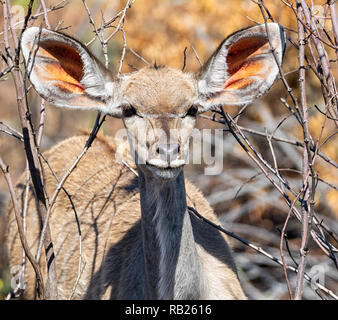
(137, 169, 203, 299)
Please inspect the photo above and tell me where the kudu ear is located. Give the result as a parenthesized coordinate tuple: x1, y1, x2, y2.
(21, 27, 123, 117)
(197, 23, 285, 111)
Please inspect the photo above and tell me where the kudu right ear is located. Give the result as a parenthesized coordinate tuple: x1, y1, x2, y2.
(21, 27, 123, 117)
(196, 23, 286, 111)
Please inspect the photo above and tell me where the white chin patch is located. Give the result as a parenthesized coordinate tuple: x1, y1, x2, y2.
(147, 159, 185, 168)
(170, 159, 186, 168)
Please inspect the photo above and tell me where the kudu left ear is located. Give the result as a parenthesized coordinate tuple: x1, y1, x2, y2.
(196, 23, 286, 111)
(21, 27, 124, 117)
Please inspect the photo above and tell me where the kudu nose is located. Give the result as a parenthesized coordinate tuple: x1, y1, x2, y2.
(156, 143, 180, 160)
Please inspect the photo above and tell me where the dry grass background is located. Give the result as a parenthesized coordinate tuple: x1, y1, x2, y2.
(0, 0, 337, 299)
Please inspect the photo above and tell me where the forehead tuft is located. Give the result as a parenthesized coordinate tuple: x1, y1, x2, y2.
(121, 66, 196, 114)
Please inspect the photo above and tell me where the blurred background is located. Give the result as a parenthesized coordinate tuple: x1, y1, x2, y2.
(0, 0, 337, 299)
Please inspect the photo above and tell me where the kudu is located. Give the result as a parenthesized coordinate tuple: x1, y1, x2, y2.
(7, 23, 285, 299)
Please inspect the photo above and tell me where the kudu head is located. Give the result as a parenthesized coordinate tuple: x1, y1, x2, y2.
(21, 23, 285, 180)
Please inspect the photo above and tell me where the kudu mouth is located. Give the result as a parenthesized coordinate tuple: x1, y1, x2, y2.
(140, 142, 185, 179)
(147, 159, 186, 169)
(144, 162, 184, 180)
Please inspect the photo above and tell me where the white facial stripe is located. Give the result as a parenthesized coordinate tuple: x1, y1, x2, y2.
(137, 104, 203, 119)
(139, 113, 186, 119)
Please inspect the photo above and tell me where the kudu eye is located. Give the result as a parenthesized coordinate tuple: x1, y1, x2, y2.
(123, 105, 137, 118)
(186, 105, 198, 117)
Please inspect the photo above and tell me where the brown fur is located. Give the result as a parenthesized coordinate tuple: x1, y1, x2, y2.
(6, 135, 246, 299)
(122, 66, 196, 115)
(7, 24, 285, 299)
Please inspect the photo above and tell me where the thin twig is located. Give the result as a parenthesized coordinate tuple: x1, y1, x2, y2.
(294, 3, 313, 299)
(188, 205, 338, 300)
(190, 45, 203, 67)
(36, 115, 106, 265)
(0, 121, 24, 141)
(0, 156, 44, 299)
(128, 48, 150, 66)
(3, 0, 59, 299)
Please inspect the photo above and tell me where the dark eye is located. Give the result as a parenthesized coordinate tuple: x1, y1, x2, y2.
(123, 105, 137, 118)
(186, 105, 198, 117)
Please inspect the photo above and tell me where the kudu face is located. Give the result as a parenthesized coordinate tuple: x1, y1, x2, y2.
(120, 67, 199, 179)
(21, 24, 285, 180)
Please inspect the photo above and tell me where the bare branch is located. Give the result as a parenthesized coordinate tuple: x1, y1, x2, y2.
(0, 156, 44, 299)
(188, 206, 338, 300)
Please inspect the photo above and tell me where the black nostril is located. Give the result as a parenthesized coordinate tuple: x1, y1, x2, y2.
(156, 145, 169, 156)
(172, 144, 180, 155)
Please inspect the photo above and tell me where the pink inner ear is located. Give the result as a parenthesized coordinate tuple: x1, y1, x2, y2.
(33, 40, 86, 94)
(226, 36, 269, 75)
(37, 63, 84, 93)
(224, 36, 271, 90)
(39, 40, 84, 81)
(224, 59, 265, 89)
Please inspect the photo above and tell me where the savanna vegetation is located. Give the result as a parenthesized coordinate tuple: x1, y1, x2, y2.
(0, 0, 337, 300)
